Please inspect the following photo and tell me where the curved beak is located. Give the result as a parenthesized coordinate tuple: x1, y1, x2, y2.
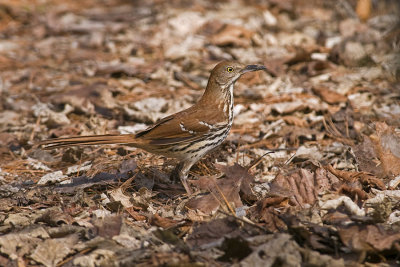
(240, 64, 266, 74)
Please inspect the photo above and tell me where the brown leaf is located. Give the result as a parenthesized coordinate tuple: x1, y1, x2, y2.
(337, 184, 369, 201)
(279, 125, 320, 145)
(186, 175, 242, 214)
(0, 231, 44, 260)
(30, 234, 79, 267)
(276, 169, 316, 206)
(125, 207, 146, 221)
(263, 58, 287, 77)
(197, 19, 225, 36)
(50, 83, 117, 115)
(186, 163, 254, 214)
(0, 132, 19, 147)
(284, 47, 312, 65)
(322, 210, 352, 225)
(95, 62, 139, 77)
(270, 101, 306, 114)
(356, 0, 372, 21)
(239, 71, 264, 86)
(305, 60, 332, 76)
(272, 167, 340, 207)
(283, 216, 338, 253)
(215, 163, 257, 203)
(151, 252, 190, 266)
(370, 122, 400, 177)
(0, 146, 14, 163)
(173, 71, 202, 90)
(353, 135, 386, 177)
(186, 217, 253, 249)
(312, 86, 347, 104)
(358, 173, 386, 191)
(326, 165, 386, 190)
(35, 209, 74, 226)
(240, 234, 302, 266)
(250, 196, 288, 232)
(48, 125, 81, 138)
(186, 177, 222, 214)
(327, 105, 359, 141)
(211, 24, 254, 47)
(338, 224, 400, 252)
(281, 115, 308, 127)
(149, 214, 181, 229)
(91, 215, 122, 238)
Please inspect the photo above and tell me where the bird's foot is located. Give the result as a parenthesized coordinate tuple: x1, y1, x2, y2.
(170, 162, 192, 195)
(170, 162, 183, 183)
(180, 178, 192, 195)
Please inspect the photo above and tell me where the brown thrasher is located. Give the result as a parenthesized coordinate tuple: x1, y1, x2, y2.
(39, 61, 266, 194)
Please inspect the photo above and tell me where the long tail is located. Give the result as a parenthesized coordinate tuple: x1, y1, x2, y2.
(39, 134, 138, 149)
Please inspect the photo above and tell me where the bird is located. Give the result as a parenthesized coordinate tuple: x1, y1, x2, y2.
(39, 61, 266, 194)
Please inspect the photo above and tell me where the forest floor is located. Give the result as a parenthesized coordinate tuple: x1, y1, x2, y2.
(0, 0, 400, 266)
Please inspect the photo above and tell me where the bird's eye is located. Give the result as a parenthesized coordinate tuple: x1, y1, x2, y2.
(226, 67, 234, 72)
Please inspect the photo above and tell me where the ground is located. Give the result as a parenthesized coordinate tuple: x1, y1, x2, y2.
(0, 0, 400, 266)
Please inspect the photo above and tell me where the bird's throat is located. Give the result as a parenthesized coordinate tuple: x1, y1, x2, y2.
(225, 84, 234, 123)
(213, 83, 234, 124)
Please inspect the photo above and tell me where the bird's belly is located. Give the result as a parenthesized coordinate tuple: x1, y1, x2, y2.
(143, 124, 232, 161)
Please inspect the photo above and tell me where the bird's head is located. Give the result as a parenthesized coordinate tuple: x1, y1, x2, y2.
(209, 61, 266, 87)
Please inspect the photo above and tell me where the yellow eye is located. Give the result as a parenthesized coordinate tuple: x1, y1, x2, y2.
(226, 67, 234, 72)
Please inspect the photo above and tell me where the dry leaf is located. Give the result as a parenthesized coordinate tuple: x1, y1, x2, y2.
(31, 235, 79, 267)
(186, 217, 253, 249)
(370, 122, 400, 177)
(149, 213, 182, 229)
(251, 196, 288, 232)
(353, 135, 386, 177)
(211, 24, 254, 47)
(356, 0, 372, 21)
(186, 175, 242, 214)
(325, 165, 386, 190)
(272, 168, 340, 207)
(125, 208, 147, 221)
(35, 209, 74, 226)
(339, 224, 400, 252)
(281, 115, 308, 127)
(186, 163, 254, 214)
(312, 86, 347, 104)
(91, 215, 122, 238)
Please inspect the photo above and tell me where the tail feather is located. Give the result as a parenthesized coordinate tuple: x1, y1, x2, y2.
(39, 134, 138, 149)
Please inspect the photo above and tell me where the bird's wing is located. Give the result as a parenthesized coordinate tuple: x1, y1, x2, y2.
(135, 106, 226, 145)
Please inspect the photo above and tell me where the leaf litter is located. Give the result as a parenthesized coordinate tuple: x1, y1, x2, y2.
(0, 0, 399, 266)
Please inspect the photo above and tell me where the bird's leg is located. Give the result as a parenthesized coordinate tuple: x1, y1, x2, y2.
(170, 162, 184, 183)
(171, 160, 195, 195)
